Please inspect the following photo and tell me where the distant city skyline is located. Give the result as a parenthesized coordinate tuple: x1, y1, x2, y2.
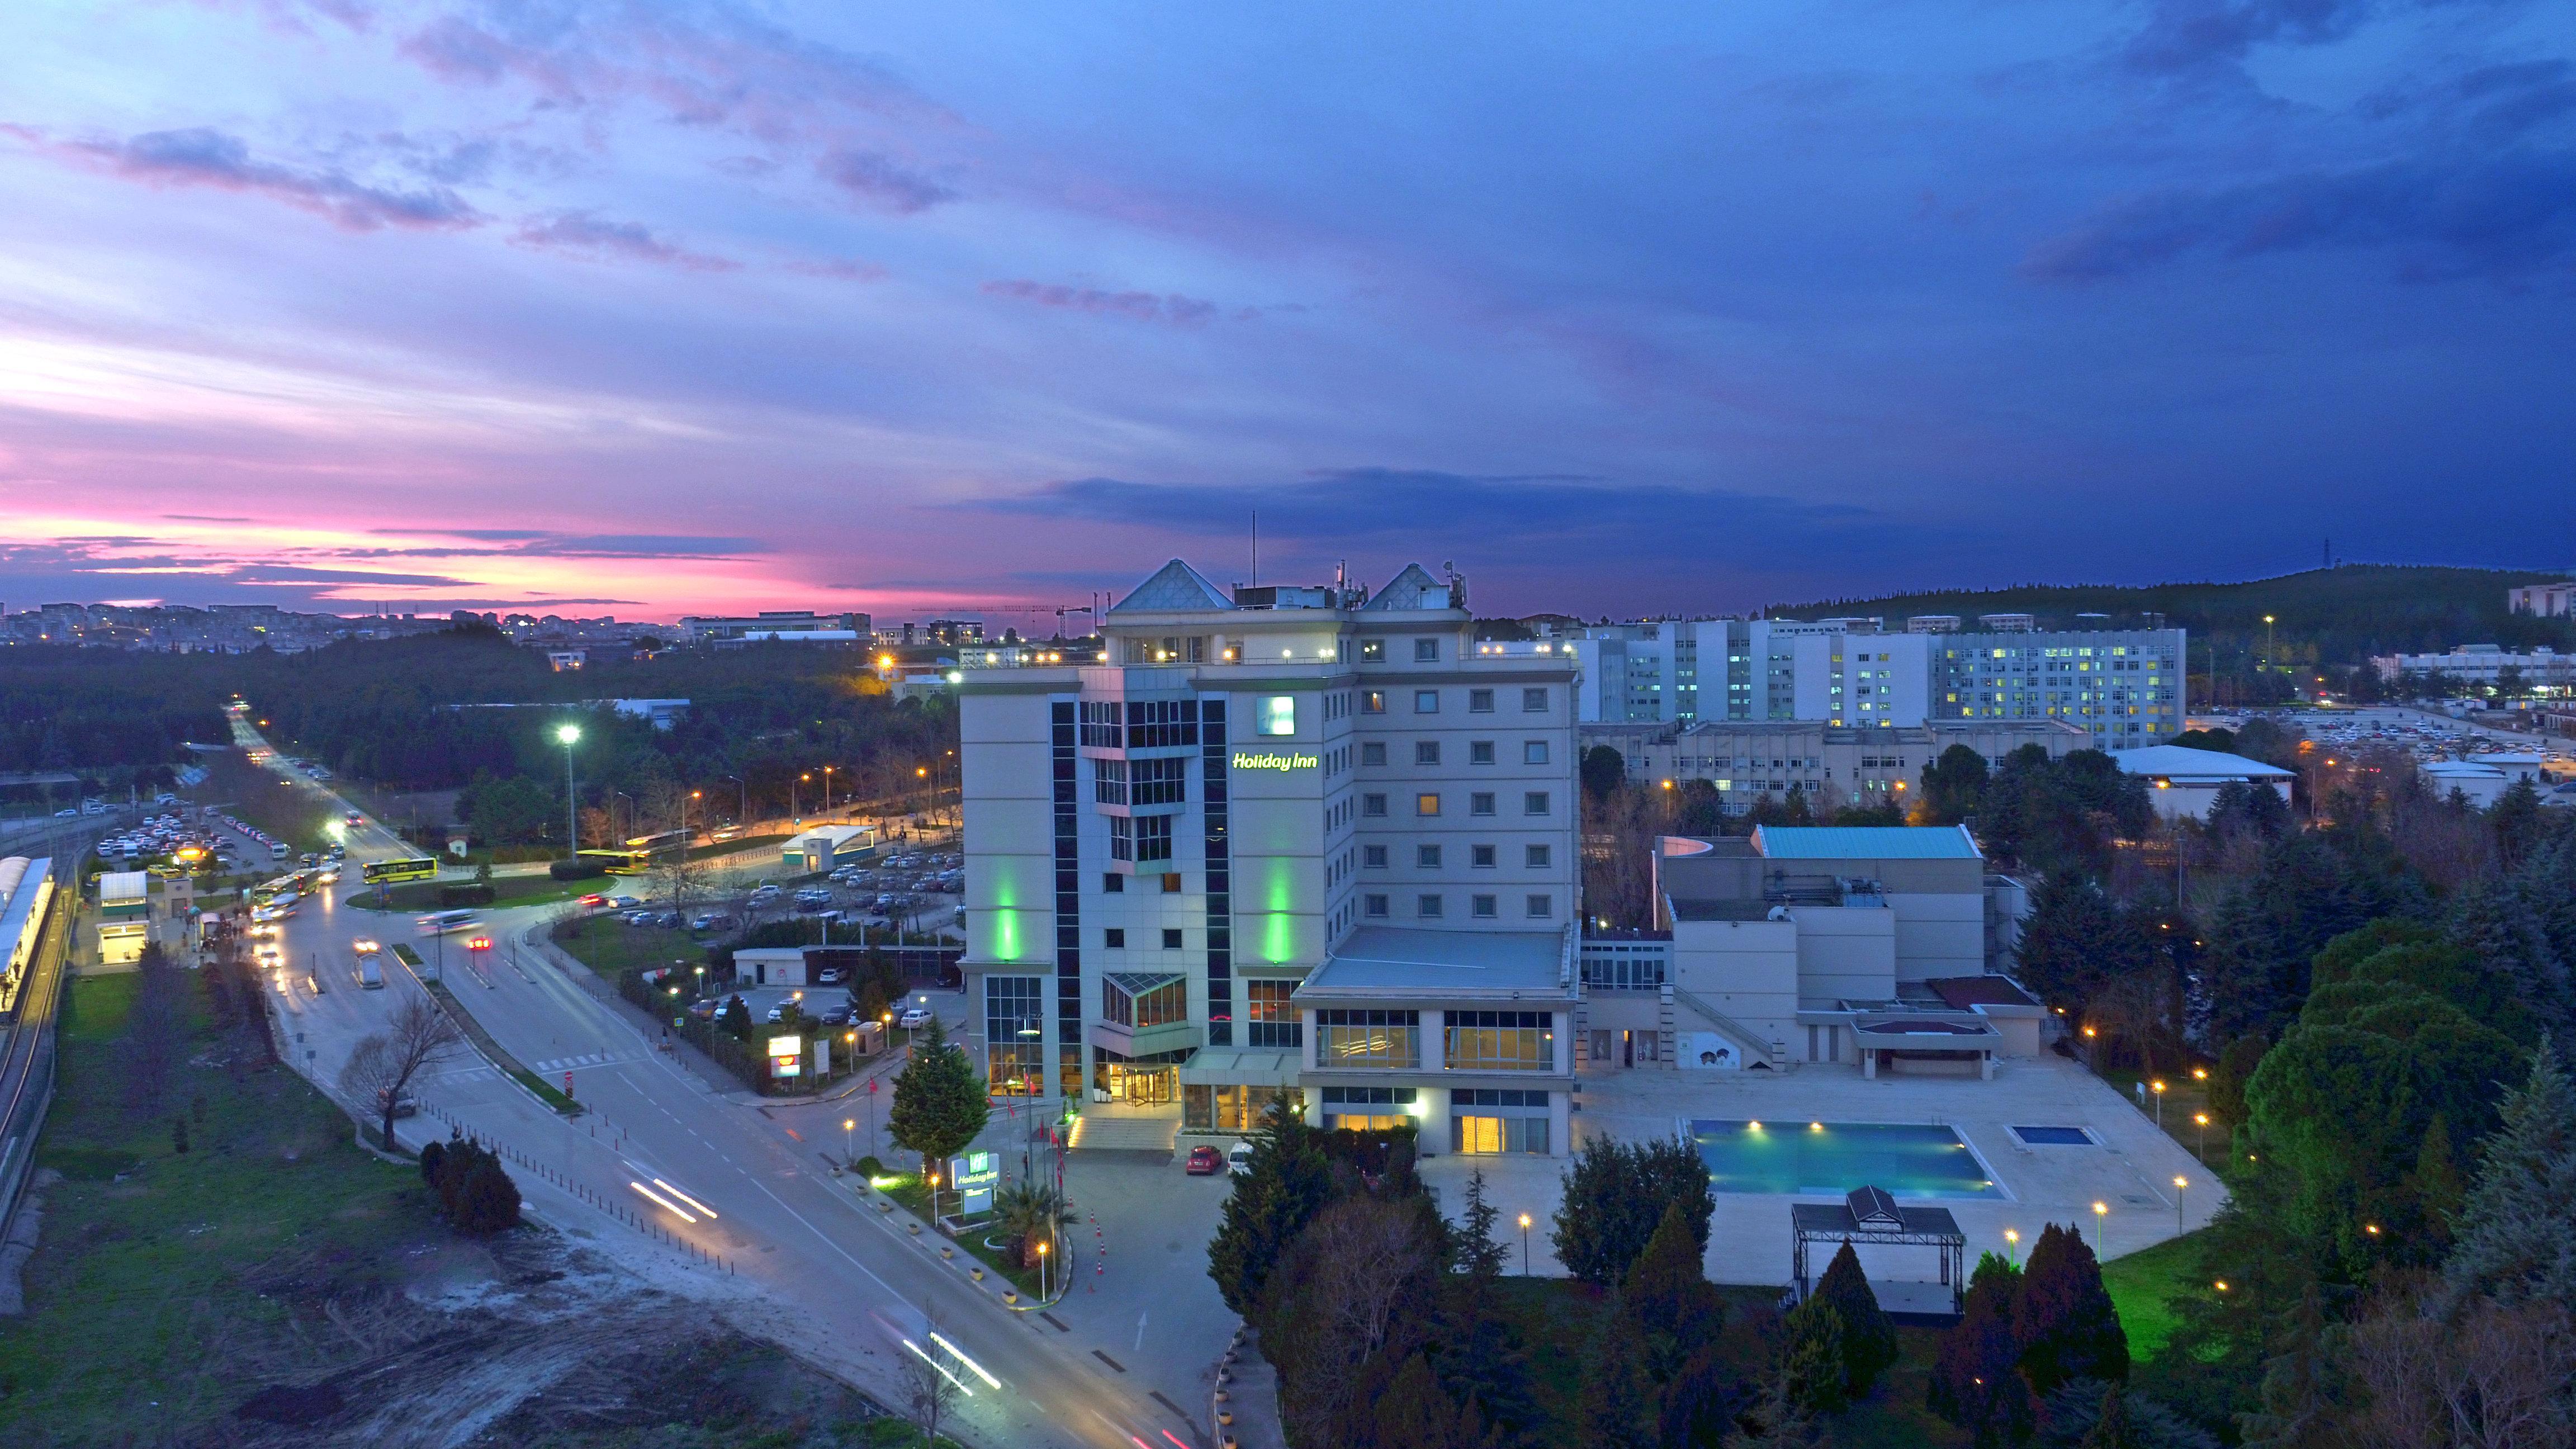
(2, 1, 2569, 618)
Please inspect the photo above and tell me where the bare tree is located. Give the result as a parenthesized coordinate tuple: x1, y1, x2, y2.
(899, 1305, 965, 1447)
(121, 941, 188, 1113)
(338, 994, 463, 1150)
(2341, 1289, 2576, 1449)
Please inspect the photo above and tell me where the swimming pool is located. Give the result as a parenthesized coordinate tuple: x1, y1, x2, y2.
(1689, 1119, 2006, 1199)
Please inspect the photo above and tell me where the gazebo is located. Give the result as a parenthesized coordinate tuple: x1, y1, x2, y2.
(1791, 1185, 1967, 1324)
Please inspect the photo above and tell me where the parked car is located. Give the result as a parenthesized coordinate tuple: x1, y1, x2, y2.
(609, 896, 641, 909)
(821, 1005, 853, 1025)
(897, 1006, 933, 1029)
(654, 911, 683, 929)
(1185, 1145, 1224, 1175)
(376, 1087, 419, 1118)
(1228, 1141, 1256, 1176)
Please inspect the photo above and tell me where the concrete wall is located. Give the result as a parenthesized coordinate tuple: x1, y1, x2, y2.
(1890, 893, 1986, 984)
(1671, 918, 1799, 1041)
(1785, 905, 1895, 1004)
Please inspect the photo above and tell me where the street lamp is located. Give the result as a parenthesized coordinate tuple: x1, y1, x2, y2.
(1517, 1212, 1532, 1276)
(2003, 1228, 2020, 1267)
(556, 723, 581, 855)
(844, 1117, 855, 1164)
(2091, 1200, 2108, 1248)
(795, 771, 811, 825)
(2193, 1112, 2210, 1162)
(1037, 1236, 1050, 1301)
(2174, 1176, 2189, 1232)
(2149, 1078, 2166, 1128)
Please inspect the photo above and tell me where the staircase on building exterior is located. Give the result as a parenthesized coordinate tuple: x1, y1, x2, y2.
(1066, 1109, 1181, 1153)
(1665, 981, 1790, 1069)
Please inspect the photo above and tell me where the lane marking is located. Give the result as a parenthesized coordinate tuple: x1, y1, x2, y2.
(1093, 1349, 1126, 1372)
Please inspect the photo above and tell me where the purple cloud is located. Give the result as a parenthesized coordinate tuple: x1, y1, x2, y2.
(786, 257, 889, 282)
(11, 125, 480, 231)
(817, 149, 955, 213)
(983, 279, 1222, 327)
(512, 211, 741, 271)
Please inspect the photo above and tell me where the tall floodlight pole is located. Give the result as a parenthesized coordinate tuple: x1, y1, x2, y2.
(557, 723, 582, 856)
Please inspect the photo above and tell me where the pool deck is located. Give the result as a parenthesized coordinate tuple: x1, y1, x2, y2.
(1419, 1053, 2223, 1287)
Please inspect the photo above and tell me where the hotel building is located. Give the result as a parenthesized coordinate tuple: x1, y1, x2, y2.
(956, 560, 1583, 1153)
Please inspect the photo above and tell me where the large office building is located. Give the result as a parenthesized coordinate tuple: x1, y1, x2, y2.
(1581, 718, 2092, 811)
(957, 561, 1584, 1153)
(1571, 617, 2185, 749)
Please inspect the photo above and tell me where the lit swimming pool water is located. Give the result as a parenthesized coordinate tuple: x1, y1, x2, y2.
(1689, 1119, 2006, 1199)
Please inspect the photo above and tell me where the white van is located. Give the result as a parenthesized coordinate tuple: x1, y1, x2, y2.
(415, 909, 482, 936)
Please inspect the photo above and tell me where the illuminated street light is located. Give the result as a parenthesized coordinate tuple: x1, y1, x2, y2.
(2091, 1200, 2107, 1248)
(2174, 1176, 2189, 1232)
(556, 723, 582, 856)
(1517, 1213, 1532, 1276)
(2003, 1228, 2020, 1266)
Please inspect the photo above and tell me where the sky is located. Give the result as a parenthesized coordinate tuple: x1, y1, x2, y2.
(1, 0, 2570, 623)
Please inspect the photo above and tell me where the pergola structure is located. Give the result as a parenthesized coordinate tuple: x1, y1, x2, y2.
(1791, 1185, 1967, 1322)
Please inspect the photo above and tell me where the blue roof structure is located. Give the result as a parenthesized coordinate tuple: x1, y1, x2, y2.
(1750, 825, 1982, 860)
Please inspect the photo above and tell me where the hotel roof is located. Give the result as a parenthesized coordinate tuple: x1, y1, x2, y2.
(1296, 925, 1572, 997)
(2107, 745, 2294, 780)
(1107, 558, 1234, 614)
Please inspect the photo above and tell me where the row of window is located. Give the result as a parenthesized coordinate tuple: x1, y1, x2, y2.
(1094, 756, 1187, 807)
(1107, 813, 1174, 861)
(1313, 1008, 1557, 1071)
(1359, 686, 1550, 716)
(1360, 841, 1552, 870)
(1357, 738, 1550, 767)
(1361, 790, 1551, 818)
(1358, 891, 1555, 920)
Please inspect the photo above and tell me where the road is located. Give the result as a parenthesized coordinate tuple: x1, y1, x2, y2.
(235, 724, 1210, 1449)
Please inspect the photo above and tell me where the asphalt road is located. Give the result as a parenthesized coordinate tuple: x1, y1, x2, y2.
(238, 725, 1208, 1449)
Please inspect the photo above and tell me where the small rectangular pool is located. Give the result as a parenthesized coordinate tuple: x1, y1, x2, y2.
(1689, 1119, 2005, 1199)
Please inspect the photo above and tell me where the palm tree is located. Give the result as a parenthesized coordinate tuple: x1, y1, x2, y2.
(994, 1181, 1070, 1268)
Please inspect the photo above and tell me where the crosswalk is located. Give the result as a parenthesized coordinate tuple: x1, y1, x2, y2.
(531, 1051, 628, 1074)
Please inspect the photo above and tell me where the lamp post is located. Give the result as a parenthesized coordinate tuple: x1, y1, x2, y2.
(2091, 1200, 2108, 1249)
(794, 772, 811, 825)
(556, 724, 581, 855)
(822, 765, 836, 816)
(844, 1116, 855, 1165)
(2174, 1176, 2189, 1232)
(2149, 1078, 2166, 1128)
(1517, 1212, 1532, 1276)
(2262, 614, 2276, 694)
(724, 774, 745, 827)
(2004, 1228, 2020, 1267)
(2193, 1112, 2210, 1163)
(1038, 1236, 1050, 1301)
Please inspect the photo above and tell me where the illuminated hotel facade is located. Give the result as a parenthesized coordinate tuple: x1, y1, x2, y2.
(956, 559, 1581, 1153)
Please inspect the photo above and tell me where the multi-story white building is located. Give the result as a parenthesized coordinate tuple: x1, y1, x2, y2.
(958, 560, 1583, 1153)
(2370, 644, 2575, 695)
(1572, 618, 2185, 747)
(2507, 582, 2576, 618)
(1581, 718, 2092, 811)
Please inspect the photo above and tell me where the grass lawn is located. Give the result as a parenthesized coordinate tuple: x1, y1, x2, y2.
(552, 913, 713, 980)
(0, 973, 440, 1443)
(2100, 1229, 2208, 1363)
(350, 874, 598, 913)
(2093, 1063, 2234, 1170)
(1485, 1278, 1969, 1447)
(870, 1173, 1053, 1300)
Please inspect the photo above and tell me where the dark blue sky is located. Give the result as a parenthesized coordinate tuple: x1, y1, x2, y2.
(0, 0, 2569, 619)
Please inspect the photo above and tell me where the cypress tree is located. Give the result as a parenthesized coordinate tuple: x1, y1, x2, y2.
(1622, 1199, 1726, 1382)
(887, 1014, 990, 1179)
(1207, 1093, 1331, 1314)
(1810, 1240, 1898, 1396)
(1779, 1298, 1848, 1415)
(1578, 1295, 1658, 1448)
(2441, 1035, 2576, 1311)
(2016, 1224, 2128, 1398)
(1930, 1254, 2033, 1446)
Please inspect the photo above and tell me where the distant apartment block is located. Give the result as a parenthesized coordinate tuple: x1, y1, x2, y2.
(2371, 644, 2575, 693)
(677, 610, 872, 646)
(1581, 718, 2091, 810)
(1571, 616, 2185, 747)
(2507, 581, 2576, 618)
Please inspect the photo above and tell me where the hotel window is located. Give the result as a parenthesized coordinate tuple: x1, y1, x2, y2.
(1162, 928, 1184, 949)
(1472, 844, 1497, 868)
(1078, 700, 1124, 747)
(1362, 742, 1386, 766)
(1104, 928, 1126, 948)
(1418, 893, 1443, 918)
(1131, 756, 1186, 807)
(1364, 894, 1389, 918)
(1110, 816, 1133, 861)
(1361, 690, 1386, 714)
(1360, 640, 1385, 662)
(1246, 980, 1301, 1048)
(984, 976, 1046, 1096)
(1522, 688, 1548, 713)
(1415, 793, 1441, 817)
(1102, 872, 1124, 893)
(1317, 1009, 1419, 1069)
(1470, 740, 1495, 764)
(1125, 699, 1200, 748)
(1417, 844, 1442, 869)
(1414, 690, 1439, 713)
(1362, 793, 1388, 817)
(1161, 873, 1182, 893)
(1102, 972, 1187, 1029)
(1469, 688, 1495, 713)
(1364, 845, 1389, 868)
(1525, 843, 1551, 869)
(1471, 792, 1496, 816)
(1445, 1010, 1554, 1071)
(1322, 1085, 1417, 1133)
(1526, 893, 1554, 919)
(1415, 741, 1441, 766)
(1095, 758, 1129, 804)
(1414, 638, 1440, 662)
(1523, 740, 1549, 765)
(1472, 893, 1498, 919)
(1114, 813, 1172, 862)
(1257, 696, 1296, 736)
(1523, 790, 1551, 816)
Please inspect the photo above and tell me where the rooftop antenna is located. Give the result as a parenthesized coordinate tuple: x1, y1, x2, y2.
(1250, 510, 1258, 588)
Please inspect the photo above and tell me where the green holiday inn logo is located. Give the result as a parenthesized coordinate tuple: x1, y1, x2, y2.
(1231, 750, 1319, 772)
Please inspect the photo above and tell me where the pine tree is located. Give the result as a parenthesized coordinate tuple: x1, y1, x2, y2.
(1372, 1353, 1460, 1449)
(1578, 1295, 1658, 1448)
(1930, 1254, 2034, 1446)
(887, 1014, 989, 1185)
(2405, 1113, 2465, 1253)
(2016, 1224, 2128, 1398)
(452, 1153, 522, 1234)
(2442, 1035, 2576, 1311)
(1811, 1240, 1898, 1396)
(1660, 1342, 1754, 1449)
(2077, 1381, 2132, 1448)
(1622, 1199, 1726, 1382)
(1207, 1093, 1330, 1315)
(1780, 1298, 1848, 1415)
(1455, 1168, 1509, 1283)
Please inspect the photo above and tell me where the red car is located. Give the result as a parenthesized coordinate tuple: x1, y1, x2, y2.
(577, 893, 609, 908)
(1185, 1145, 1223, 1175)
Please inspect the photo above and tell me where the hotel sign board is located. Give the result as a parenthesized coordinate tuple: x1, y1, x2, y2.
(1230, 751, 1319, 773)
(945, 1150, 1001, 1215)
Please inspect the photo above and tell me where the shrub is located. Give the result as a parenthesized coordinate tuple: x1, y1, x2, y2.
(1551, 1135, 1713, 1285)
(549, 856, 609, 881)
(424, 1135, 522, 1234)
(437, 883, 496, 907)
